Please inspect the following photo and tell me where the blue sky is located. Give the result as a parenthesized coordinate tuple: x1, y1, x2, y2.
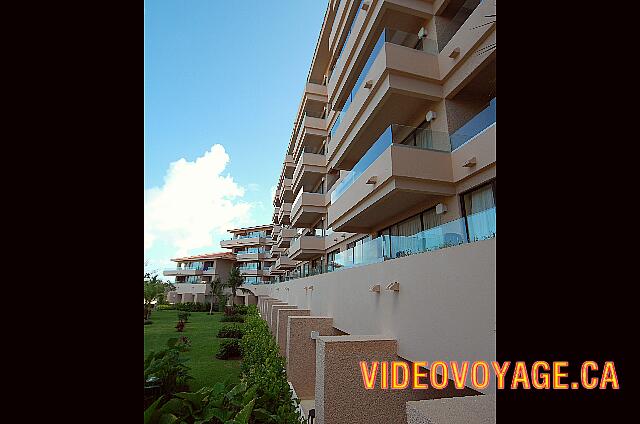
(144, 0, 327, 275)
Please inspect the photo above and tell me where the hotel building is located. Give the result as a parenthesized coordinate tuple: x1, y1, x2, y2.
(219, 224, 277, 285)
(162, 252, 236, 304)
(244, 1, 496, 423)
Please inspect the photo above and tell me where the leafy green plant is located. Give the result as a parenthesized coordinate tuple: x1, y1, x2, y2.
(144, 338, 193, 407)
(216, 338, 242, 359)
(177, 311, 191, 322)
(217, 325, 244, 339)
(220, 314, 245, 323)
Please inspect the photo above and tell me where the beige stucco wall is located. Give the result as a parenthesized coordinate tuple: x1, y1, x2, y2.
(250, 238, 496, 393)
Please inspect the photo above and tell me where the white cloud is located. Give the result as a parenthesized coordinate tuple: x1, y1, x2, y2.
(145, 144, 253, 256)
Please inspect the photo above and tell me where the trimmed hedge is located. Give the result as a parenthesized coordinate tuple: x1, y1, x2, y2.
(145, 305, 303, 423)
(220, 314, 245, 323)
(215, 338, 242, 359)
(217, 324, 244, 339)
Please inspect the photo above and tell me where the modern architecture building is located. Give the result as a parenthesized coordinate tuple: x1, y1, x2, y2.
(220, 224, 277, 285)
(242, 1, 496, 423)
(163, 252, 236, 304)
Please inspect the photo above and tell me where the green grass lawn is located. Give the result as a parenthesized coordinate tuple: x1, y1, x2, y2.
(144, 309, 242, 391)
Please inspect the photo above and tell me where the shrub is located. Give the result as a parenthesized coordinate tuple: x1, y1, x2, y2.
(217, 324, 244, 339)
(225, 304, 249, 316)
(144, 337, 193, 408)
(174, 302, 211, 312)
(220, 314, 245, 323)
(175, 321, 185, 332)
(177, 311, 191, 322)
(145, 305, 304, 423)
(156, 304, 175, 311)
(144, 320, 153, 325)
(215, 338, 242, 359)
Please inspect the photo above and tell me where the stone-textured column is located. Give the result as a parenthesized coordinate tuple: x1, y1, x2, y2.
(276, 309, 310, 357)
(264, 299, 285, 323)
(315, 335, 439, 424)
(270, 304, 295, 332)
(286, 317, 342, 400)
(257, 296, 270, 316)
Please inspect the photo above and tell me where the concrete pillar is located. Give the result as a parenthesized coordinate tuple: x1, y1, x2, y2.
(257, 296, 270, 316)
(315, 335, 450, 424)
(262, 298, 280, 320)
(194, 293, 205, 303)
(287, 316, 341, 401)
(270, 304, 295, 332)
(275, 309, 310, 357)
(265, 300, 286, 326)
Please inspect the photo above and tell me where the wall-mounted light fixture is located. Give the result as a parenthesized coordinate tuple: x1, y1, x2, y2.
(386, 282, 400, 292)
(436, 203, 447, 215)
(463, 157, 477, 167)
(361, 1, 370, 11)
(364, 80, 374, 89)
(449, 47, 461, 58)
(369, 284, 381, 293)
(366, 176, 377, 185)
(425, 110, 437, 122)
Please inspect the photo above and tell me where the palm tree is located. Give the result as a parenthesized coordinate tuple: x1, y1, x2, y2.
(226, 267, 248, 306)
(144, 274, 165, 320)
(208, 277, 225, 315)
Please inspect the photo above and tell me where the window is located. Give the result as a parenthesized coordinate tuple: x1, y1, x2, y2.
(461, 180, 496, 242)
(378, 206, 441, 259)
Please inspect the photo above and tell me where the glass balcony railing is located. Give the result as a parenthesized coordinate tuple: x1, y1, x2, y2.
(450, 98, 496, 151)
(330, 28, 438, 142)
(331, 123, 452, 203)
(280, 207, 495, 282)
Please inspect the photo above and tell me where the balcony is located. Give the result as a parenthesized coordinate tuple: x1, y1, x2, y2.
(289, 206, 495, 281)
(327, 29, 441, 171)
(276, 227, 298, 248)
(292, 152, 326, 195)
(278, 178, 294, 204)
(289, 235, 327, 261)
(236, 251, 271, 261)
(292, 114, 328, 161)
(272, 206, 280, 222)
(272, 225, 282, 237)
(273, 189, 282, 207)
(274, 255, 298, 271)
(283, 155, 295, 178)
(163, 268, 203, 277)
(328, 124, 455, 232)
(277, 202, 292, 225)
(220, 236, 271, 249)
(239, 268, 264, 277)
(291, 191, 328, 228)
(328, 0, 434, 107)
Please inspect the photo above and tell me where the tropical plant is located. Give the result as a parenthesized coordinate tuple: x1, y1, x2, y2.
(209, 277, 225, 315)
(144, 337, 193, 406)
(144, 273, 167, 320)
(177, 311, 191, 322)
(227, 267, 250, 306)
(175, 320, 185, 332)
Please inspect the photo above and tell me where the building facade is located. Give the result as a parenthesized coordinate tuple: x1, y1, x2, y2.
(220, 224, 277, 285)
(247, 1, 496, 423)
(163, 252, 236, 304)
